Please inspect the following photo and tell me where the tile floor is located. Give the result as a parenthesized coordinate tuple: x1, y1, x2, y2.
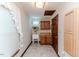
(23, 43, 57, 57)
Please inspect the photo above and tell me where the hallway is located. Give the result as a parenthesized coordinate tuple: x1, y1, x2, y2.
(23, 43, 57, 57)
(1, 2, 79, 57)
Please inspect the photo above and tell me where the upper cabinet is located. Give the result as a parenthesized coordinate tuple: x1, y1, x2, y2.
(40, 21, 50, 30)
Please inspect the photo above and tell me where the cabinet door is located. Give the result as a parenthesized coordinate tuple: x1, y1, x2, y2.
(46, 34, 51, 44)
(40, 34, 46, 45)
(44, 21, 50, 30)
(40, 21, 50, 30)
(64, 11, 76, 56)
(40, 33, 51, 45)
(40, 21, 45, 30)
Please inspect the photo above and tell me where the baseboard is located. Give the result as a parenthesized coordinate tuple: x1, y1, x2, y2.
(20, 41, 32, 57)
(11, 49, 20, 57)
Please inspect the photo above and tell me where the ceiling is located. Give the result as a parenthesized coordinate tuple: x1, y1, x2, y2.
(20, 2, 64, 20)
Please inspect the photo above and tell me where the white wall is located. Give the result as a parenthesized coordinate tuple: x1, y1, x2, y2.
(15, 3, 32, 57)
(0, 3, 31, 57)
(0, 3, 20, 57)
(50, 2, 79, 57)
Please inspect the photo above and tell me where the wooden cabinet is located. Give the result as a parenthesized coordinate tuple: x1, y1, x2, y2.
(64, 8, 79, 56)
(40, 21, 50, 30)
(40, 34, 46, 44)
(46, 35, 51, 44)
(40, 20, 51, 45)
(40, 21, 45, 30)
(40, 33, 51, 45)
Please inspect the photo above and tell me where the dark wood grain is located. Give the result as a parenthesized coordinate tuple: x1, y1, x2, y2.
(40, 21, 50, 30)
(51, 15, 58, 54)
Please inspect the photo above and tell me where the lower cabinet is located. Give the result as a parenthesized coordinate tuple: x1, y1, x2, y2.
(40, 33, 51, 45)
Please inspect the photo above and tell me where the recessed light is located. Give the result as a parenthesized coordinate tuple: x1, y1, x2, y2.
(35, 2, 45, 8)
